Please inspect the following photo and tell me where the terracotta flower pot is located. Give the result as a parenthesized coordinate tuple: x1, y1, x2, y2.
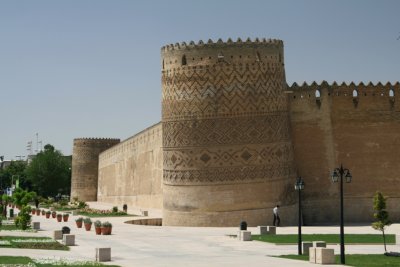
(31, 210, 35, 215)
(101, 226, 112, 235)
(57, 215, 62, 222)
(46, 213, 50, 219)
(84, 223, 92, 231)
(95, 227, 102, 235)
(36, 210, 41, 216)
(52, 212, 56, 218)
(76, 221, 83, 228)
(63, 215, 69, 222)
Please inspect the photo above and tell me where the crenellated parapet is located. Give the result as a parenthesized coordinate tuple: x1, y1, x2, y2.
(288, 81, 398, 100)
(288, 81, 398, 112)
(161, 37, 284, 74)
(71, 137, 120, 202)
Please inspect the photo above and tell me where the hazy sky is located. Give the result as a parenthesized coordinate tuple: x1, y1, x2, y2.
(1, 0, 399, 160)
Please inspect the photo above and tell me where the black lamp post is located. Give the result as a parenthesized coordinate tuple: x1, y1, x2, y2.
(331, 164, 352, 265)
(294, 176, 305, 255)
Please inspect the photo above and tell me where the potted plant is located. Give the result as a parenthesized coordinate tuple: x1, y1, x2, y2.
(35, 208, 41, 216)
(83, 217, 92, 231)
(31, 209, 35, 215)
(94, 220, 102, 235)
(101, 221, 112, 235)
(52, 211, 57, 218)
(75, 217, 83, 228)
(63, 213, 69, 222)
(41, 209, 46, 216)
(45, 210, 51, 219)
(56, 213, 62, 222)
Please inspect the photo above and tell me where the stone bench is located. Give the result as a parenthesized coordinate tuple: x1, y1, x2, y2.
(313, 241, 326, 248)
(302, 241, 313, 255)
(32, 222, 40, 230)
(53, 230, 63, 240)
(257, 226, 276, 235)
(309, 247, 335, 264)
(62, 234, 75, 246)
(237, 230, 251, 241)
(96, 247, 111, 262)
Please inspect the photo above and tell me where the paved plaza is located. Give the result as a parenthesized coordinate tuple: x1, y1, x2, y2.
(1, 202, 399, 267)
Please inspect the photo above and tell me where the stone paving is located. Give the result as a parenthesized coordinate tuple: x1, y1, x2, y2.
(1, 203, 399, 266)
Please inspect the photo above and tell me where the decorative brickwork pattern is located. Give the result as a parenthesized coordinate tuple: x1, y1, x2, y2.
(162, 39, 294, 186)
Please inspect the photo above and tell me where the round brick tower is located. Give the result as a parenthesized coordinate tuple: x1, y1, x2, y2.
(161, 38, 296, 226)
(71, 138, 120, 202)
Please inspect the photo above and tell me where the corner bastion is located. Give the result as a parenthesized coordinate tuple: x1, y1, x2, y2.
(71, 138, 120, 202)
(161, 38, 296, 226)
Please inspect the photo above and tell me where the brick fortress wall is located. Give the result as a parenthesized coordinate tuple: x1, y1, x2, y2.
(289, 81, 400, 224)
(97, 123, 163, 209)
(161, 38, 297, 226)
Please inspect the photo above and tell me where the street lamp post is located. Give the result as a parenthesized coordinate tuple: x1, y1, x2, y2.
(294, 176, 305, 255)
(331, 164, 352, 265)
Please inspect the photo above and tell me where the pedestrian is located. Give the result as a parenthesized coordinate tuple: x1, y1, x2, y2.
(273, 205, 280, 226)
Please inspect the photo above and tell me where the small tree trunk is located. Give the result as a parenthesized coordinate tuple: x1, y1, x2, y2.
(382, 229, 387, 252)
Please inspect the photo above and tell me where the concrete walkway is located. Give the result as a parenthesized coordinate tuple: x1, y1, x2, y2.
(1, 205, 399, 267)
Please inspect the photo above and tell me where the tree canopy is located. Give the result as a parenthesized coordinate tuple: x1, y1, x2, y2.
(0, 160, 28, 191)
(25, 144, 71, 197)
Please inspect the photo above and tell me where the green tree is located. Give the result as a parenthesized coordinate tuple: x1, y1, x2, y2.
(0, 161, 28, 190)
(372, 191, 392, 253)
(25, 144, 71, 197)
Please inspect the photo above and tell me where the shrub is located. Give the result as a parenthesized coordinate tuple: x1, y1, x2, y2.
(94, 220, 101, 227)
(75, 217, 83, 222)
(102, 221, 112, 227)
(83, 217, 92, 224)
(15, 206, 31, 230)
(78, 201, 87, 209)
(112, 206, 118, 213)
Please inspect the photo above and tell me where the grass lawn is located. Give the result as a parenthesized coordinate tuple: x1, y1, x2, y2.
(0, 256, 121, 266)
(0, 224, 32, 231)
(252, 234, 395, 244)
(280, 254, 400, 267)
(0, 236, 69, 250)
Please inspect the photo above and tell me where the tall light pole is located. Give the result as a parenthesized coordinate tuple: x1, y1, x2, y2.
(331, 164, 352, 264)
(294, 176, 305, 255)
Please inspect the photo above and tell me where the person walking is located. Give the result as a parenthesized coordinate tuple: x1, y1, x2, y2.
(273, 205, 280, 226)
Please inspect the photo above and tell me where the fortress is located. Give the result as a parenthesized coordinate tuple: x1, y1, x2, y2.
(70, 38, 400, 226)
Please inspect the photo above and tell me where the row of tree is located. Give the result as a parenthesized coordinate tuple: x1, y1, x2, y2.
(0, 144, 71, 197)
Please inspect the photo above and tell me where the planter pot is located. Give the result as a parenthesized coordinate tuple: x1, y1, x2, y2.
(101, 226, 112, 235)
(36, 210, 41, 216)
(57, 216, 62, 222)
(95, 227, 102, 235)
(41, 210, 45, 215)
(63, 215, 69, 222)
(76, 221, 83, 228)
(84, 223, 92, 231)
(31, 210, 35, 215)
(46, 213, 50, 219)
(52, 213, 56, 218)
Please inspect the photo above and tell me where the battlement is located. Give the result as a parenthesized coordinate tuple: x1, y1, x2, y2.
(289, 81, 399, 89)
(161, 37, 283, 52)
(161, 37, 284, 71)
(73, 138, 120, 148)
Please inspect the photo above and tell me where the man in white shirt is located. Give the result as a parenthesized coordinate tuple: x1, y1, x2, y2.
(273, 205, 280, 226)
